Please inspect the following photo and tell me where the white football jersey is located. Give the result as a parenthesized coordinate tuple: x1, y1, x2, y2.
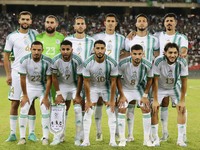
(93, 32, 125, 62)
(125, 33, 159, 62)
(19, 54, 52, 90)
(119, 57, 153, 91)
(83, 54, 118, 91)
(153, 56, 188, 90)
(51, 53, 83, 89)
(154, 31, 188, 56)
(4, 29, 38, 71)
(64, 34, 95, 61)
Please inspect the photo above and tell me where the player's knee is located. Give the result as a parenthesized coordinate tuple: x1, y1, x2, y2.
(40, 104, 49, 114)
(11, 100, 20, 110)
(20, 103, 30, 115)
(106, 108, 116, 120)
(74, 104, 82, 114)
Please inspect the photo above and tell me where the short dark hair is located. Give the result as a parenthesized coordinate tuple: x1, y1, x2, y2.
(45, 15, 58, 22)
(135, 13, 149, 22)
(19, 11, 32, 19)
(31, 41, 43, 48)
(105, 13, 118, 22)
(74, 16, 86, 25)
(94, 40, 106, 47)
(163, 13, 177, 22)
(60, 40, 72, 47)
(164, 42, 179, 53)
(131, 44, 143, 52)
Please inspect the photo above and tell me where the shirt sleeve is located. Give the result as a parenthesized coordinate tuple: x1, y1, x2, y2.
(82, 63, 90, 78)
(4, 35, 13, 52)
(153, 59, 160, 76)
(180, 59, 188, 77)
(18, 60, 27, 75)
(110, 64, 118, 77)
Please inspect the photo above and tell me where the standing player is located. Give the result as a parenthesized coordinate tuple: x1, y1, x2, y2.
(125, 14, 159, 142)
(117, 44, 154, 147)
(154, 13, 188, 142)
(17, 41, 52, 145)
(64, 16, 95, 145)
(93, 13, 127, 141)
(36, 15, 65, 59)
(81, 40, 118, 147)
(151, 42, 188, 147)
(4, 11, 38, 142)
(50, 40, 83, 145)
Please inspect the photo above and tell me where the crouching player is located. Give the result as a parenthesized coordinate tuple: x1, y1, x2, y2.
(151, 42, 188, 147)
(117, 44, 154, 147)
(50, 40, 83, 145)
(18, 41, 52, 145)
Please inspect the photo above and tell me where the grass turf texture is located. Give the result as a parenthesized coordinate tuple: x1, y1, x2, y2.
(0, 77, 199, 150)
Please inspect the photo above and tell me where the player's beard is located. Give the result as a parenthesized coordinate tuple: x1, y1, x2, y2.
(46, 27, 56, 34)
(137, 27, 146, 32)
(76, 28, 85, 34)
(20, 24, 30, 30)
(96, 53, 105, 59)
(166, 24, 172, 31)
(33, 55, 41, 62)
(165, 55, 177, 64)
(133, 58, 141, 66)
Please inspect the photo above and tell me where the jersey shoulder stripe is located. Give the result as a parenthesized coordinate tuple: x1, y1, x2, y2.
(155, 56, 165, 66)
(20, 54, 31, 64)
(141, 58, 152, 69)
(84, 55, 94, 67)
(119, 57, 131, 67)
(177, 57, 187, 67)
(106, 55, 117, 66)
(52, 54, 62, 63)
(42, 55, 52, 64)
(72, 53, 82, 65)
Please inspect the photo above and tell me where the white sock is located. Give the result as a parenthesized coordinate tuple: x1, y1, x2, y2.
(95, 105, 103, 134)
(19, 114, 28, 138)
(177, 124, 185, 142)
(142, 113, 151, 141)
(83, 107, 94, 143)
(74, 104, 83, 141)
(106, 107, 116, 143)
(126, 104, 135, 137)
(118, 113, 126, 141)
(161, 107, 168, 134)
(10, 115, 18, 135)
(41, 104, 49, 139)
(184, 109, 187, 138)
(151, 124, 159, 140)
(28, 115, 36, 134)
(115, 107, 119, 135)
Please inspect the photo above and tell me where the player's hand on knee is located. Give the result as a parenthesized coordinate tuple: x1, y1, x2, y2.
(21, 95, 30, 107)
(41, 98, 50, 109)
(73, 95, 82, 105)
(118, 95, 128, 109)
(85, 101, 93, 112)
(152, 101, 159, 114)
(55, 95, 64, 104)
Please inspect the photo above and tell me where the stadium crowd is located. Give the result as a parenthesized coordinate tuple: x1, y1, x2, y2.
(0, 12, 199, 69)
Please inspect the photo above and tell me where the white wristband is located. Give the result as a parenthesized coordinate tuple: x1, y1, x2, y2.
(143, 93, 148, 98)
(56, 91, 62, 95)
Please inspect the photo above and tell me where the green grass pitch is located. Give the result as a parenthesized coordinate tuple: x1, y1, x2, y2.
(0, 77, 199, 150)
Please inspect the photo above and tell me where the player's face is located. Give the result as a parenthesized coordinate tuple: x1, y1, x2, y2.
(164, 17, 177, 31)
(74, 18, 86, 34)
(31, 44, 43, 62)
(131, 49, 144, 66)
(45, 17, 58, 34)
(136, 16, 148, 31)
(104, 17, 117, 32)
(94, 43, 106, 59)
(18, 15, 32, 30)
(165, 47, 179, 64)
(60, 45, 73, 62)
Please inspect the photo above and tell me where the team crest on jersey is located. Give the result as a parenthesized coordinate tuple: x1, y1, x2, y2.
(50, 104, 66, 135)
(56, 39, 60, 44)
